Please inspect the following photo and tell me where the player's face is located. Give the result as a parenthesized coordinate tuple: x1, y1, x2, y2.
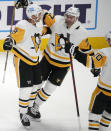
(31, 12, 42, 24)
(65, 15, 77, 28)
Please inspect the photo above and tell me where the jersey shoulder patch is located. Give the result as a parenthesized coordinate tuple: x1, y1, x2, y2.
(43, 12, 55, 27)
(95, 52, 103, 61)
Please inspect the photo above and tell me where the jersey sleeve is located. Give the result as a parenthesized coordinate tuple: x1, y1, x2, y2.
(40, 26, 51, 51)
(74, 47, 89, 66)
(43, 12, 55, 27)
(78, 38, 94, 56)
(74, 47, 106, 69)
(10, 21, 25, 43)
(89, 52, 107, 68)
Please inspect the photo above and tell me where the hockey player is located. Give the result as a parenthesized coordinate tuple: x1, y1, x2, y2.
(28, 6, 94, 120)
(88, 32, 111, 131)
(67, 31, 111, 131)
(3, 3, 51, 129)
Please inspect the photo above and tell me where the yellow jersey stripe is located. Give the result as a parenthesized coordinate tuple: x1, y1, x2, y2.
(46, 45, 70, 60)
(44, 53, 71, 67)
(30, 94, 37, 98)
(89, 87, 100, 112)
(98, 77, 111, 88)
(12, 48, 39, 66)
(13, 56, 20, 88)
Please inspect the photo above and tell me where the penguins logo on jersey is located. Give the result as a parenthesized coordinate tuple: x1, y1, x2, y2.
(31, 33, 41, 52)
(55, 34, 67, 51)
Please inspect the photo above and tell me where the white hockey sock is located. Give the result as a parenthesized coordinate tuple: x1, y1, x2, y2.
(29, 83, 43, 107)
(35, 80, 57, 107)
(19, 87, 32, 114)
(88, 112, 101, 131)
(99, 111, 111, 131)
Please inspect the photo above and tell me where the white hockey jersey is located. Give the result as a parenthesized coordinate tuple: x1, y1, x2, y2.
(82, 47, 111, 96)
(11, 20, 43, 65)
(44, 15, 93, 68)
(97, 48, 111, 96)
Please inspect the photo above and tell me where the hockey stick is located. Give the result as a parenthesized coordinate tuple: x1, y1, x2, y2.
(67, 33, 81, 131)
(69, 53, 81, 131)
(2, 1, 16, 83)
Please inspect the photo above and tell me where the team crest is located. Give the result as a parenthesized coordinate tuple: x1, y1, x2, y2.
(31, 33, 41, 52)
(55, 34, 67, 51)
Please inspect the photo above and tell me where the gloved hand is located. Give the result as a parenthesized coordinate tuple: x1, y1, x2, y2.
(90, 68, 101, 77)
(15, 0, 28, 9)
(65, 40, 75, 55)
(3, 37, 15, 51)
(70, 45, 76, 55)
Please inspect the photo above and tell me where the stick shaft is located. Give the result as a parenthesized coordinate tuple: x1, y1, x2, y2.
(2, 1, 16, 83)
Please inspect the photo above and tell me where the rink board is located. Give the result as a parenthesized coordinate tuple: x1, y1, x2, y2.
(0, 37, 109, 52)
(88, 37, 109, 49)
(0, 39, 5, 52)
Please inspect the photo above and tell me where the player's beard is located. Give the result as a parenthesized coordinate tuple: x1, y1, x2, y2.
(65, 20, 74, 28)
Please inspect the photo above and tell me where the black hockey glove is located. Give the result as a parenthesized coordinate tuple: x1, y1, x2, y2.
(65, 40, 75, 55)
(90, 68, 101, 77)
(3, 37, 15, 51)
(15, 0, 28, 9)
